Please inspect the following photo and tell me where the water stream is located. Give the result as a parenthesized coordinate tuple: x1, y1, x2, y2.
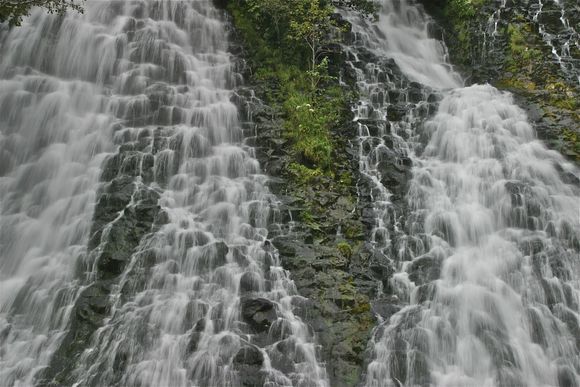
(0, 1, 327, 386)
(344, 1, 580, 386)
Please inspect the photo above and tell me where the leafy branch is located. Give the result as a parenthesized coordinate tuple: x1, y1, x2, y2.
(0, 0, 83, 26)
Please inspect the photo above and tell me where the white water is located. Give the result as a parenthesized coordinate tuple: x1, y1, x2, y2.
(0, 1, 327, 386)
(346, 0, 462, 90)
(0, 6, 115, 385)
(344, 1, 580, 386)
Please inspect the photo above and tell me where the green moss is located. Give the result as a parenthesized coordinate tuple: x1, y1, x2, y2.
(506, 23, 543, 74)
(551, 97, 578, 111)
(228, 4, 379, 385)
(351, 300, 371, 314)
(545, 83, 579, 112)
(495, 78, 537, 92)
(562, 128, 578, 142)
(229, 2, 350, 172)
(560, 128, 580, 160)
(338, 171, 353, 187)
(337, 242, 353, 258)
(441, 0, 486, 63)
(288, 162, 324, 184)
(342, 220, 362, 238)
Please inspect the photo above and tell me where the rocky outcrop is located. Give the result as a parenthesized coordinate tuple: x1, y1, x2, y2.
(234, 90, 378, 386)
(228, 23, 384, 385)
(226, 8, 445, 383)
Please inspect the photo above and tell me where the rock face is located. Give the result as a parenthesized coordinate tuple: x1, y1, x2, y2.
(227, 7, 439, 383)
(233, 94, 378, 386)
(241, 297, 277, 333)
(229, 19, 383, 385)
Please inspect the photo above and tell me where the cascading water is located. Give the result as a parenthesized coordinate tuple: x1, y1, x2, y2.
(343, 1, 580, 386)
(0, 6, 115, 385)
(532, 0, 580, 86)
(0, 1, 327, 386)
(345, 0, 461, 90)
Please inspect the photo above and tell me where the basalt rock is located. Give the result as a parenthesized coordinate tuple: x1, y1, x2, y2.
(233, 344, 267, 387)
(241, 297, 278, 333)
(227, 14, 387, 384)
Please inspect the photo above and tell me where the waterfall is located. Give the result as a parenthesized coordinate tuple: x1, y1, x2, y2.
(0, 1, 327, 386)
(0, 5, 116, 385)
(343, 1, 580, 386)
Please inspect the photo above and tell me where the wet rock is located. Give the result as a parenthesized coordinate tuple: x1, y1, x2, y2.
(75, 284, 110, 326)
(408, 254, 442, 286)
(241, 298, 277, 333)
(271, 235, 298, 257)
(233, 343, 263, 366)
(526, 307, 547, 347)
(268, 343, 296, 376)
(187, 319, 207, 353)
(414, 283, 437, 304)
(496, 368, 526, 387)
(519, 237, 544, 256)
(113, 350, 129, 374)
(407, 87, 425, 103)
(195, 241, 228, 272)
(386, 103, 409, 121)
(369, 263, 394, 289)
(371, 297, 401, 321)
(229, 16, 389, 386)
(233, 343, 267, 386)
(557, 365, 579, 387)
(554, 306, 580, 349)
(239, 272, 262, 294)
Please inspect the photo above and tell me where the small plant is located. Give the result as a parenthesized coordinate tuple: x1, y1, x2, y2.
(506, 23, 543, 73)
(288, 162, 324, 184)
(337, 242, 353, 258)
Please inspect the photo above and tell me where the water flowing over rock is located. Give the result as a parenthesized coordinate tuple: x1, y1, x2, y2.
(0, 2, 327, 386)
(343, 1, 580, 386)
(0, 0, 579, 386)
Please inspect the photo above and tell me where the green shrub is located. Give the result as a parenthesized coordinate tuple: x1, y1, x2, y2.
(337, 242, 353, 258)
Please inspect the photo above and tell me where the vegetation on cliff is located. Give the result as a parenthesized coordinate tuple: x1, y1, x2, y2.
(229, 0, 354, 172)
(228, 0, 370, 247)
(227, 1, 379, 385)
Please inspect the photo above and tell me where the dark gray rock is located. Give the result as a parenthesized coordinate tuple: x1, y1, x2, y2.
(407, 254, 443, 286)
(232, 342, 267, 386)
(241, 298, 277, 333)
